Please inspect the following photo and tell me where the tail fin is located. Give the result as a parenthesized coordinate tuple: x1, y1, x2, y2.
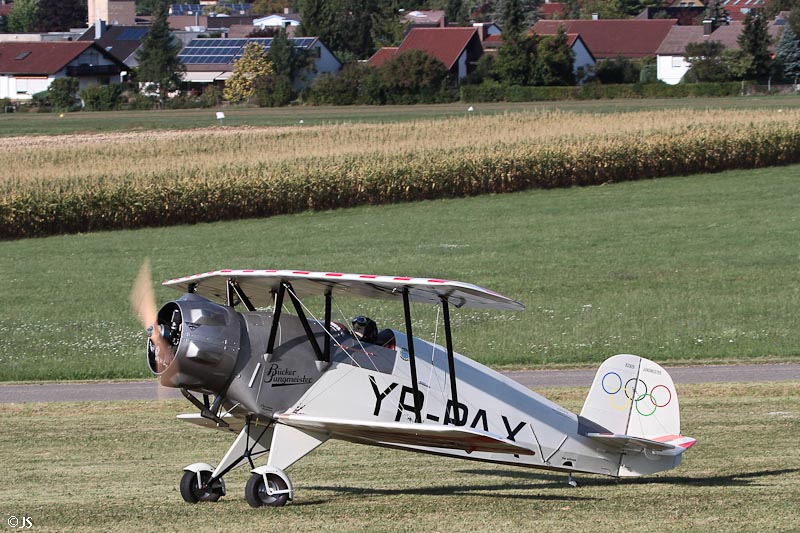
(579, 354, 695, 448)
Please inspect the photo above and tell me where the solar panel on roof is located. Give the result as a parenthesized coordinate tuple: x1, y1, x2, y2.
(118, 27, 149, 41)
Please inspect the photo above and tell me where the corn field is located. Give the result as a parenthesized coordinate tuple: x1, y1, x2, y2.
(2, 108, 799, 239)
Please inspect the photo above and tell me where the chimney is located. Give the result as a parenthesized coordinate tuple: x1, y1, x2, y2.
(95, 18, 106, 39)
(591, 12, 599, 20)
(702, 18, 713, 35)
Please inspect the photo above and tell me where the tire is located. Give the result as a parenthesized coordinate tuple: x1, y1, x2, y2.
(245, 473, 289, 508)
(180, 470, 223, 503)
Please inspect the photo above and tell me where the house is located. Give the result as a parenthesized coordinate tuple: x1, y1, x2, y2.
(367, 27, 483, 80)
(532, 19, 678, 59)
(656, 18, 786, 84)
(539, 2, 567, 19)
(77, 22, 149, 68)
(722, 0, 769, 21)
(0, 41, 127, 100)
(170, 3, 253, 16)
(178, 36, 340, 90)
(403, 10, 446, 29)
(252, 13, 301, 31)
(472, 21, 502, 43)
(483, 32, 596, 83)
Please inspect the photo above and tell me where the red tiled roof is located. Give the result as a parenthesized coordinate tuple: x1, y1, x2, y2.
(532, 19, 677, 58)
(367, 47, 399, 68)
(723, 0, 769, 21)
(539, 2, 566, 18)
(396, 27, 478, 69)
(0, 41, 94, 75)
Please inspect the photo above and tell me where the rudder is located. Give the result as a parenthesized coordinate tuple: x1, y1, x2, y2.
(579, 354, 681, 440)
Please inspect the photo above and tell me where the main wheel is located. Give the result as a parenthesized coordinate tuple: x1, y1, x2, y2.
(180, 470, 223, 503)
(245, 473, 289, 508)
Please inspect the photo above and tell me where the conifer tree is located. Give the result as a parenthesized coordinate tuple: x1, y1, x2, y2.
(776, 24, 800, 83)
(136, 1, 185, 104)
(738, 8, 772, 80)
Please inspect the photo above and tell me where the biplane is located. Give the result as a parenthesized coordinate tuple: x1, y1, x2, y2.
(132, 265, 695, 507)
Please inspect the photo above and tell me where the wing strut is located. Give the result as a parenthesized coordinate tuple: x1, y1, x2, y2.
(441, 298, 464, 425)
(286, 283, 325, 362)
(402, 288, 422, 423)
(323, 289, 332, 363)
(226, 278, 256, 311)
(265, 283, 286, 356)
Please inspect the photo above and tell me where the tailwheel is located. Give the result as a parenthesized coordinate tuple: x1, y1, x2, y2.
(180, 469, 224, 503)
(245, 472, 290, 508)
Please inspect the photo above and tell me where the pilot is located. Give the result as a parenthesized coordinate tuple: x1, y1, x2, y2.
(351, 316, 378, 344)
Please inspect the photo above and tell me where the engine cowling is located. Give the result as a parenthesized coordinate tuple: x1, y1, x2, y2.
(147, 293, 241, 394)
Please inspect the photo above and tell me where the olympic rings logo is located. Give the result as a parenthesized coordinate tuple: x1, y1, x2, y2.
(601, 372, 672, 416)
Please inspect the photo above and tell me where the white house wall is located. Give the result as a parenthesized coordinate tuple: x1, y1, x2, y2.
(657, 54, 689, 85)
(0, 75, 54, 100)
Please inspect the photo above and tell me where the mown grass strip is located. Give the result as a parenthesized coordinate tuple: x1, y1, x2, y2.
(2, 382, 798, 531)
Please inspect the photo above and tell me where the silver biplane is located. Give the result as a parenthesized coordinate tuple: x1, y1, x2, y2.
(132, 265, 695, 507)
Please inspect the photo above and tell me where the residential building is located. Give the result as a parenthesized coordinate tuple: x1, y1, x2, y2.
(532, 19, 678, 59)
(656, 17, 786, 84)
(0, 41, 127, 100)
(367, 27, 483, 80)
(178, 36, 340, 90)
(77, 22, 149, 68)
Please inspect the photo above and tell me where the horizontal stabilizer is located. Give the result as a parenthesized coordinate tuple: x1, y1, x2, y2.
(587, 432, 696, 456)
(278, 413, 536, 456)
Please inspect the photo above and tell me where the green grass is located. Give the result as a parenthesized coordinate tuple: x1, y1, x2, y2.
(1, 165, 799, 381)
(2, 381, 798, 531)
(2, 95, 799, 136)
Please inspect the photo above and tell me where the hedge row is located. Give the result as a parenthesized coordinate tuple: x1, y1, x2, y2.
(2, 123, 799, 240)
(460, 81, 745, 102)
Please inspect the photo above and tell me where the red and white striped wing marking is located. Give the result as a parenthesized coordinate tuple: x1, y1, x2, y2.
(162, 269, 525, 311)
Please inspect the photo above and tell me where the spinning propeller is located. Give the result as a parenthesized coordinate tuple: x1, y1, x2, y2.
(130, 259, 176, 397)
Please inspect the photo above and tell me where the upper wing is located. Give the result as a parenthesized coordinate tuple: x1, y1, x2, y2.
(162, 269, 525, 311)
(278, 413, 537, 456)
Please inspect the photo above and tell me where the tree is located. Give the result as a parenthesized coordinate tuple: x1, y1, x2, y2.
(594, 56, 640, 84)
(493, 0, 539, 85)
(738, 8, 772, 80)
(251, 0, 293, 16)
(380, 49, 451, 103)
(371, 2, 407, 49)
(703, 0, 729, 32)
(776, 24, 800, 83)
(298, 0, 386, 59)
(533, 27, 575, 85)
(223, 42, 274, 103)
(136, 1, 185, 104)
(683, 41, 731, 82)
(47, 77, 80, 111)
(446, 0, 469, 26)
(6, 0, 39, 33)
(34, 0, 87, 32)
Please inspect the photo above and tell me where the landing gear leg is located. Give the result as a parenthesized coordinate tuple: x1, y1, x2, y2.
(567, 474, 580, 488)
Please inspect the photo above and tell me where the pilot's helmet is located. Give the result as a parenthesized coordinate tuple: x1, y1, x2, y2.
(352, 316, 378, 343)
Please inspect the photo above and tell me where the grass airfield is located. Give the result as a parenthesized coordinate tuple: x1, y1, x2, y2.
(2, 164, 800, 380)
(2, 382, 798, 531)
(2, 100, 800, 530)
